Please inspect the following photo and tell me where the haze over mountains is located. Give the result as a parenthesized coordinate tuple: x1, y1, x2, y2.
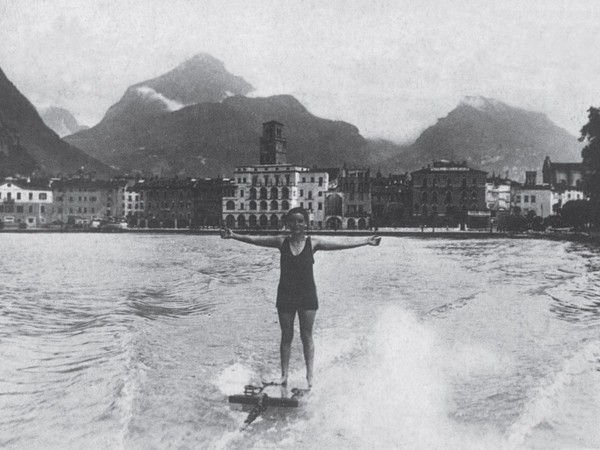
(0, 66, 113, 178)
(38, 106, 89, 138)
(0, 53, 585, 180)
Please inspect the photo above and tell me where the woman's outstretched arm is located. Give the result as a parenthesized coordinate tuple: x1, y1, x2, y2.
(221, 227, 285, 248)
(312, 235, 381, 251)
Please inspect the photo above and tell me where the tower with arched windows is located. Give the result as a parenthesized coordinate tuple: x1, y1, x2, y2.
(259, 121, 287, 165)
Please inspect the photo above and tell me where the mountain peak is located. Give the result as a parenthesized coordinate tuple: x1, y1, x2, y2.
(459, 96, 508, 112)
(173, 53, 227, 73)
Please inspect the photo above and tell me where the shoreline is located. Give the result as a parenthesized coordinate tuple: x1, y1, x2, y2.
(1, 227, 599, 243)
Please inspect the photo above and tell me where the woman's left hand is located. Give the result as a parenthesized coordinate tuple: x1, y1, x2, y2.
(368, 235, 382, 246)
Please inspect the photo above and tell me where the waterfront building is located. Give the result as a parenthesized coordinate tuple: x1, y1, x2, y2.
(411, 160, 488, 228)
(323, 167, 372, 230)
(51, 177, 127, 225)
(138, 177, 234, 228)
(540, 158, 587, 212)
(123, 185, 145, 224)
(141, 177, 195, 228)
(371, 171, 411, 227)
(223, 121, 328, 229)
(511, 172, 553, 218)
(485, 175, 513, 217)
(0, 178, 53, 228)
(193, 178, 235, 228)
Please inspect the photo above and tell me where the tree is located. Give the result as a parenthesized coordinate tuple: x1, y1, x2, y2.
(579, 107, 600, 225)
(561, 199, 592, 230)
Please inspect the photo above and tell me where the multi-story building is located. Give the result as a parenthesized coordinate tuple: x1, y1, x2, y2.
(133, 177, 233, 228)
(324, 167, 371, 230)
(411, 160, 488, 227)
(511, 171, 553, 218)
(141, 177, 196, 228)
(223, 121, 328, 229)
(541, 157, 587, 212)
(371, 171, 411, 227)
(193, 178, 235, 228)
(0, 178, 53, 228)
(51, 177, 127, 225)
(485, 176, 513, 216)
(542, 157, 583, 188)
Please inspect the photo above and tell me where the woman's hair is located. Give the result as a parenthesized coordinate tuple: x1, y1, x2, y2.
(286, 207, 309, 224)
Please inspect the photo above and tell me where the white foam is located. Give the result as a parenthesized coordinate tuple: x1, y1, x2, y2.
(214, 363, 256, 396)
(289, 306, 506, 449)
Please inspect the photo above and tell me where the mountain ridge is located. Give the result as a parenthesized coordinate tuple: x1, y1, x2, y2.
(0, 66, 113, 177)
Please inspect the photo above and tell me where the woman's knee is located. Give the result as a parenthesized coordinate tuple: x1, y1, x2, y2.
(300, 329, 313, 346)
(281, 328, 294, 344)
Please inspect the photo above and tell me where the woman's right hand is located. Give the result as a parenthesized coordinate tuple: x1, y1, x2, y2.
(221, 227, 233, 239)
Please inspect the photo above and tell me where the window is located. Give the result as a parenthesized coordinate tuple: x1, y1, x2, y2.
(308, 202, 312, 210)
(531, 195, 536, 203)
(300, 189, 304, 197)
(250, 201, 257, 210)
(226, 201, 235, 210)
(318, 177, 323, 187)
(28, 205, 33, 213)
(318, 202, 323, 210)
(16, 205, 23, 213)
(16, 193, 21, 200)
(516, 195, 521, 203)
(524, 195, 529, 203)
(29, 193, 33, 200)
(421, 179, 427, 187)
(240, 203, 244, 210)
(308, 191, 312, 199)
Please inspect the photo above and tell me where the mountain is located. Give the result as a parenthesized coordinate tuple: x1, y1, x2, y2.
(65, 55, 373, 176)
(0, 66, 114, 178)
(97, 53, 254, 128)
(38, 106, 88, 137)
(387, 96, 583, 178)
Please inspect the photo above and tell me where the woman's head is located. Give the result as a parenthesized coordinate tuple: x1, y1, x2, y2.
(286, 207, 309, 232)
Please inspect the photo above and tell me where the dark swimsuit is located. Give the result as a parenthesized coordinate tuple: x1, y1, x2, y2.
(276, 236, 319, 312)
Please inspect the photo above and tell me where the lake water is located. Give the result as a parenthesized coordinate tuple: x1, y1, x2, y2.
(0, 233, 599, 449)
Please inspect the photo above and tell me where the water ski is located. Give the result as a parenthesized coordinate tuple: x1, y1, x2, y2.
(228, 383, 309, 429)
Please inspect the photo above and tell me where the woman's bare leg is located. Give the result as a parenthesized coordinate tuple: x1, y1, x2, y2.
(277, 310, 296, 386)
(298, 309, 316, 388)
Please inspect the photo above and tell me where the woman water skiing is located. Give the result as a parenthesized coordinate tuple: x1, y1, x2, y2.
(222, 207, 381, 389)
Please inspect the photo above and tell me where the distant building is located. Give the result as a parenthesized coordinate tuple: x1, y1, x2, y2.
(51, 177, 127, 225)
(223, 121, 328, 229)
(542, 156, 583, 189)
(485, 175, 513, 216)
(371, 171, 412, 227)
(541, 157, 587, 212)
(0, 178, 53, 228)
(411, 160, 488, 228)
(323, 167, 372, 230)
(135, 177, 233, 228)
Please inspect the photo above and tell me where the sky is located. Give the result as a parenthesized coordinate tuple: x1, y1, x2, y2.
(2, 0, 600, 142)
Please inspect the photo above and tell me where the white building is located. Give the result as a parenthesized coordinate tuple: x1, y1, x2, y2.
(486, 177, 512, 214)
(513, 185, 553, 218)
(0, 178, 53, 228)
